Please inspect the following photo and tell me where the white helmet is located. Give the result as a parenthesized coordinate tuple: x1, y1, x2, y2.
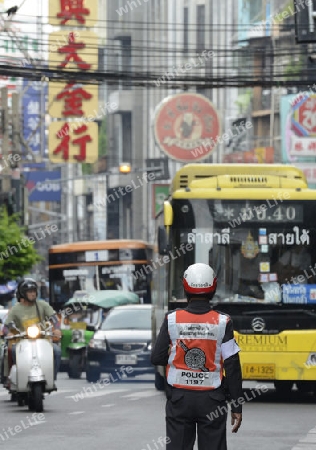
(183, 263, 217, 296)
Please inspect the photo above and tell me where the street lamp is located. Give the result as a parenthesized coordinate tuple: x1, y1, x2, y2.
(119, 162, 131, 174)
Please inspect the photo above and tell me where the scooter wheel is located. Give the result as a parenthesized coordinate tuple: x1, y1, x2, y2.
(32, 384, 43, 413)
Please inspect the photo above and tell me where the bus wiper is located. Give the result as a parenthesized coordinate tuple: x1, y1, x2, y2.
(242, 309, 316, 316)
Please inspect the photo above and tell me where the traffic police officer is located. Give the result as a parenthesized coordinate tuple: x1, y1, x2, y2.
(151, 263, 243, 450)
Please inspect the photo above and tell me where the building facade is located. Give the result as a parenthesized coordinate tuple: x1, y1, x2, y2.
(104, 0, 238, 242)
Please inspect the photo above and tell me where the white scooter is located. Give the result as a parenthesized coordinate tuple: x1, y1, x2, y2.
(6, 322, 56, 412)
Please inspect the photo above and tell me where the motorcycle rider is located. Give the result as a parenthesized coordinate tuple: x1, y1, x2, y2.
(3, 278, 62, 383)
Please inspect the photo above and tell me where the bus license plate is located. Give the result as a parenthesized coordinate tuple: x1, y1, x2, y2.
(243, 364, 275, 379)
(115, 355, 138, 365)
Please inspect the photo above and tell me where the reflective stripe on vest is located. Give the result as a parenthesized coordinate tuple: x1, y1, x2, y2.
(167, 310, 228, 390)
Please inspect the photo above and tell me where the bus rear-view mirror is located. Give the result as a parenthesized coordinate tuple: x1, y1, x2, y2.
(158, 226, 169, 255)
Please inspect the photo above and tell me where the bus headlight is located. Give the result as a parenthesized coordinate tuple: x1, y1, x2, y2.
(27, 326, 41, 339)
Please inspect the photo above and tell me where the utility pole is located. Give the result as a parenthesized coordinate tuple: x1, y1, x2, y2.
(1, 87, 10, 193)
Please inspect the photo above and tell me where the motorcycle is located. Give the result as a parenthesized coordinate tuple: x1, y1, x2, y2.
(5, 322, 56, 412)
(61, 306, 102, 379)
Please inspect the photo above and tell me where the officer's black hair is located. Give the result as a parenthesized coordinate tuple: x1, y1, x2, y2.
(185, 291, 216, 302)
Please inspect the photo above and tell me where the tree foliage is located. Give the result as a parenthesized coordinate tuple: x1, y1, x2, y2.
(0, 207, 42, 283)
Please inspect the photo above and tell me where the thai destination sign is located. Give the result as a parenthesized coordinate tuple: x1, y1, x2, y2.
(283, 285, 316, 304)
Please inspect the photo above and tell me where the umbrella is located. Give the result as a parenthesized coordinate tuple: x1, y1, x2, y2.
(64, 290, 140, 310)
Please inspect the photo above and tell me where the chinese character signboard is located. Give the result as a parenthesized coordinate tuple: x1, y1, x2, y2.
(22, 80, 47, 155)
(49, 82, 99, 118)
(48, 31, 98, 72)
(153, 93, 221, 162)
(281, 93, 316, 162)
(48, 0, 99, 164)
(49, 121, 98, 163)
(49, 0, 98, 28)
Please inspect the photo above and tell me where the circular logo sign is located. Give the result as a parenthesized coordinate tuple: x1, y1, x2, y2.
(184, 348, 206, 370)
(153, 93, 221, 162)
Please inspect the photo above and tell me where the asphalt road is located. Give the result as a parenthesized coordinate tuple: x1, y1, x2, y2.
(0, 375, 315, 450)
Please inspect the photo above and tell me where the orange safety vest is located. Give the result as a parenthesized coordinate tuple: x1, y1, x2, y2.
(166, 309, 228, 390)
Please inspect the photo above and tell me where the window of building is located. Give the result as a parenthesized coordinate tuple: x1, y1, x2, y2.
(184, 7, 189, 54)
(122, 112, 132, 163)
(196, 5, 205, 52)
(121, 37, 132, 90)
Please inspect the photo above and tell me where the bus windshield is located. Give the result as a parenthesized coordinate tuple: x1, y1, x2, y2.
(49, 240, 153, 309)
(50, 263, 149, 306)
(170, 199, 316, 304)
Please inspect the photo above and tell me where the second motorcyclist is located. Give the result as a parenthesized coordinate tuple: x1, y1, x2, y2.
(3, 278, 62, 384)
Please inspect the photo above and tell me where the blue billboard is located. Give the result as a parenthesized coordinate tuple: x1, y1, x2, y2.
(24, 170, 61, 202)
(22, 80, 47, 157)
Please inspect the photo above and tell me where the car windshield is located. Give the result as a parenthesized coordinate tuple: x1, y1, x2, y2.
(101, 308, 151, 331)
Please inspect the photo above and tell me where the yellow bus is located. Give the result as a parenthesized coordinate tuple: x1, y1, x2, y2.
(49, 240, 153, 310)
(153, 164, 316, 394)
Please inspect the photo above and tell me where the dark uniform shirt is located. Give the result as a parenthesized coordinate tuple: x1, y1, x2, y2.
(151, 300, 243, 413)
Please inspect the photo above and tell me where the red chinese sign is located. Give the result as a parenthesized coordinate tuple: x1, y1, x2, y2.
(48, 0, 98, 163)
(58, 32, 91, 70)
(154, 93, 221, 162)
(57, 0, 90, 25)
(49, 122, 98, 163)
(49, 31, 98, 72)
(54, 123, 92, 161)
(56, 83, 92, 116)
(49, 82, 98, 118)
(49, 0, 97, 27)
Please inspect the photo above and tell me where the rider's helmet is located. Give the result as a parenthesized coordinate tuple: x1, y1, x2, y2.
(182, 263, 217, 300)
(17, 278, 38, 301)
(15, 288, 21, 302)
